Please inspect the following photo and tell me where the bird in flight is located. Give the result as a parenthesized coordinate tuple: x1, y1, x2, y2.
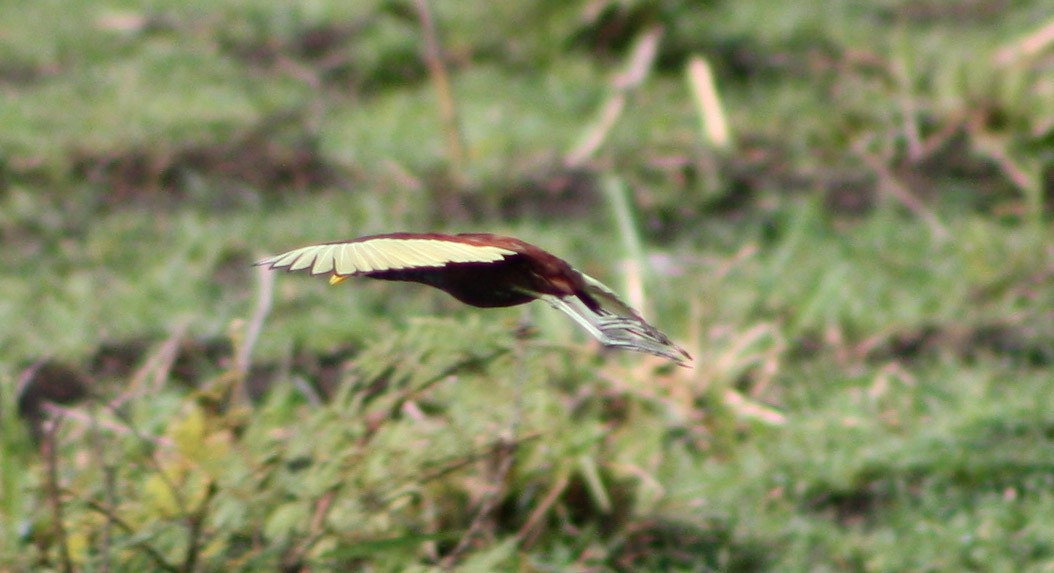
(256, 233, 691, 366)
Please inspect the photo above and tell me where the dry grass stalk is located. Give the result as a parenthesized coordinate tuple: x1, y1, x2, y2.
(994, 18, 1054, 65)
(686, 55, 732, 150)
(414, 0, 465, 186)
(853, 141, 949, 242)
(565, 25, 663, 168)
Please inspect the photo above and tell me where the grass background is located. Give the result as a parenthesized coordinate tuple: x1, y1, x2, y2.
(2, 0, 1054, 571)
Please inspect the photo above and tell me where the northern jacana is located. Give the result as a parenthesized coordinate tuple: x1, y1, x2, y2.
(256, 233, 691, 365)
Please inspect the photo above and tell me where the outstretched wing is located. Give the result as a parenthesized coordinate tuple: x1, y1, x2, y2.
(543, 273, 692, 366)
(256, 234, 691, 366)
(255, 235, 518, 281)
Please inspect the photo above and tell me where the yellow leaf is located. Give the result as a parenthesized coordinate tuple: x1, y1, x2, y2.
(142, 473, 180, 516)
(169, 403, 207, 461)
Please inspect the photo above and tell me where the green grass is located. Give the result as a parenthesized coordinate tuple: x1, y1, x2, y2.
(2, 1, 1054, 571)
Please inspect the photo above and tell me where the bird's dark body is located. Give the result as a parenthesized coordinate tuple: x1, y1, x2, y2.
(364, 235, 601, 310)
(369, 263, 537, 307)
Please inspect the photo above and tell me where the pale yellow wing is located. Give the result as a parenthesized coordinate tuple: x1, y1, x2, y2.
(256, 238, 518, 277)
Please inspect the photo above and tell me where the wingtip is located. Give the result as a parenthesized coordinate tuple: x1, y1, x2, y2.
(674, 352, 694, 368)
(657, 344, 694, 368)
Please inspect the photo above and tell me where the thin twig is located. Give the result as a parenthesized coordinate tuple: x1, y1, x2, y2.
(289, 432, 543, 568)
(414, 0, 464, 185)
(41, 403, 173, 447)
(282, 484, 344, 568)
(232, 264, 275, 405)
(237, 264, 274, 374)
(565, 25, 663, 168)
(439, 440, 517, 569)
(120, 323, 188, 407)
(89, 403, 115, 573)
(721, 388, 785, 426)
(42, 417, 74, 573)
(383, 348, 510, 424)
(439, 341, 527, 568)
(912, 112, 966, 161)
(565, 95, 626, 168)
(854, 141, 948, 241)
(970, 131, 1041, 197)
(896, 82, 923, 162)
(97, 401, 190, 518)
(994, 17, 1054, 65)
(83, 498, 180, 573)
(612, 25, 662, 89)
(515, 472, 570, 549)
(406, 433, 542, 493)
(182, 480, 218, 573)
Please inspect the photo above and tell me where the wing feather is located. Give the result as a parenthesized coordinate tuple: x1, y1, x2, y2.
(310, 244, 336, 274)
(375, 239, 434, 268)
(579, 273, 644, 320)
(334, 243, 356, 275)
(357, 242, 388, 272)
(453, 242, 492, 261)
(403, 240, 456, 267)
(429, 240, 471, 263)
(435, 238, 511, 262)
(375, 243, 415, 269)
(257, 236, 517, 277)
(267, 249, 305, 268)
(541, 289, 691, 366)
(347, 243, 371, 272)
(378, 238, 513, 267)
(287, 248, 317, 272)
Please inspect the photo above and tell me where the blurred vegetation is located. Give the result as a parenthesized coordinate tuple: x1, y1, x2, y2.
(2, 0, 1054, 571)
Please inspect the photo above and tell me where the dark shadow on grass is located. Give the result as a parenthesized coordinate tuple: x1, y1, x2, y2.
(71, 115, 341, 211)
(802, 474, 895, 528)
(458, 167, 601, 223)
(15, 360, 91, 443)
(609, 516, 772, 573)
(0, 61, 49, 87)
(219, 16, 427, 95)
(868, 323, 1054, 367)
(790, 321, 1054, 367)
(803, 415, 1054, 527)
